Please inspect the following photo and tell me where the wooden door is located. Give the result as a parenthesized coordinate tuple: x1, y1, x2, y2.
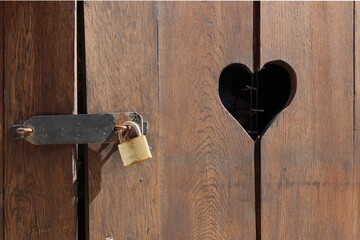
(1, 2, 360, 240)
(83, 1, 360, 239)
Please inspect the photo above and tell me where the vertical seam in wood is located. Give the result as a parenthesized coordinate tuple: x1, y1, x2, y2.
(353, 1, 357, 198)
(77, 1, 87, 239)
(353, 2, 356, 147)
(74, 2, 78, 116)
(255, 139, 261, 240)
(253, 2, 261, 240)
(156, 2, 161, 238)
(2, 3, 4, 240)
(253, 1, 260, 72)
(156, 1, 160, 133)
(73, 2, 78, 239)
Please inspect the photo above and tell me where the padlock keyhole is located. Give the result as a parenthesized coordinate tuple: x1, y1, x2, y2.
(219, 61, 296, 140)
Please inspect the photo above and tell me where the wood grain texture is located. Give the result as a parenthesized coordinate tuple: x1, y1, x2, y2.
(84, 2, 159, 239)
(260, 2, 358, 239)
(4, 2, 76, 239)
(85, 2, 255, 239)
(0, 2, 3, 238)
(158, 2, 255, 239)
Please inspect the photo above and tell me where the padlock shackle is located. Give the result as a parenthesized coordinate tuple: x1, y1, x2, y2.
(118, 121, 142, 143)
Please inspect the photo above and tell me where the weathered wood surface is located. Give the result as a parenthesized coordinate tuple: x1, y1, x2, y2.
(158, 2, 255, 239)
(3, 2, 76, 239)
(260, 2, 359, 239)
(84, 2, 255, 239)
(84, 2, 159, 239)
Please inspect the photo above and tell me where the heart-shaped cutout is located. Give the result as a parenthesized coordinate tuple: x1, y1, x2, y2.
(219, 60, 296, 140)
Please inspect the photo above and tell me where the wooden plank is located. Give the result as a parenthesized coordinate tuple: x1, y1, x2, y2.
(0, 2, 4, 238)
(158, 2, 255, 239)
(260, 2, 358, 239)
(3, 2, 76, 239)
(84, 2, 159, 239)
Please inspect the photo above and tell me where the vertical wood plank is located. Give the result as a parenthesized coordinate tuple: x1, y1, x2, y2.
(4, 2, 76, 239)
(158, 2, 255, 239)
(84, 2, 159, 239)
(0, 2, 3, 238)
(260, 2, 358, 239)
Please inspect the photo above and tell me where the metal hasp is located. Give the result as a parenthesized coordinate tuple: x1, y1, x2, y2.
(9, 112, 148, 145)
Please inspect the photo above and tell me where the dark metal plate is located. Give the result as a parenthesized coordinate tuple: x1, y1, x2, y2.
(9, 112, 144, 145)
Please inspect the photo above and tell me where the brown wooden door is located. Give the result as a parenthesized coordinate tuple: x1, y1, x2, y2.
(1, 2, 360, 240)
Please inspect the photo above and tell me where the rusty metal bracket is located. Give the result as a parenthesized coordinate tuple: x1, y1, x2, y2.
(9, 112, 148, 145)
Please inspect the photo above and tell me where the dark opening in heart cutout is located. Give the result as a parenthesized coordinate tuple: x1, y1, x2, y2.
(219, 60, 296, 140)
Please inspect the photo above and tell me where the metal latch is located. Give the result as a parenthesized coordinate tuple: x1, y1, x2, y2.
(9, 112, 148, 145)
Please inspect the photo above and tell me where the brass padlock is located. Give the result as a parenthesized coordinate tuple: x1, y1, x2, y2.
(117, 121, 152, 167)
